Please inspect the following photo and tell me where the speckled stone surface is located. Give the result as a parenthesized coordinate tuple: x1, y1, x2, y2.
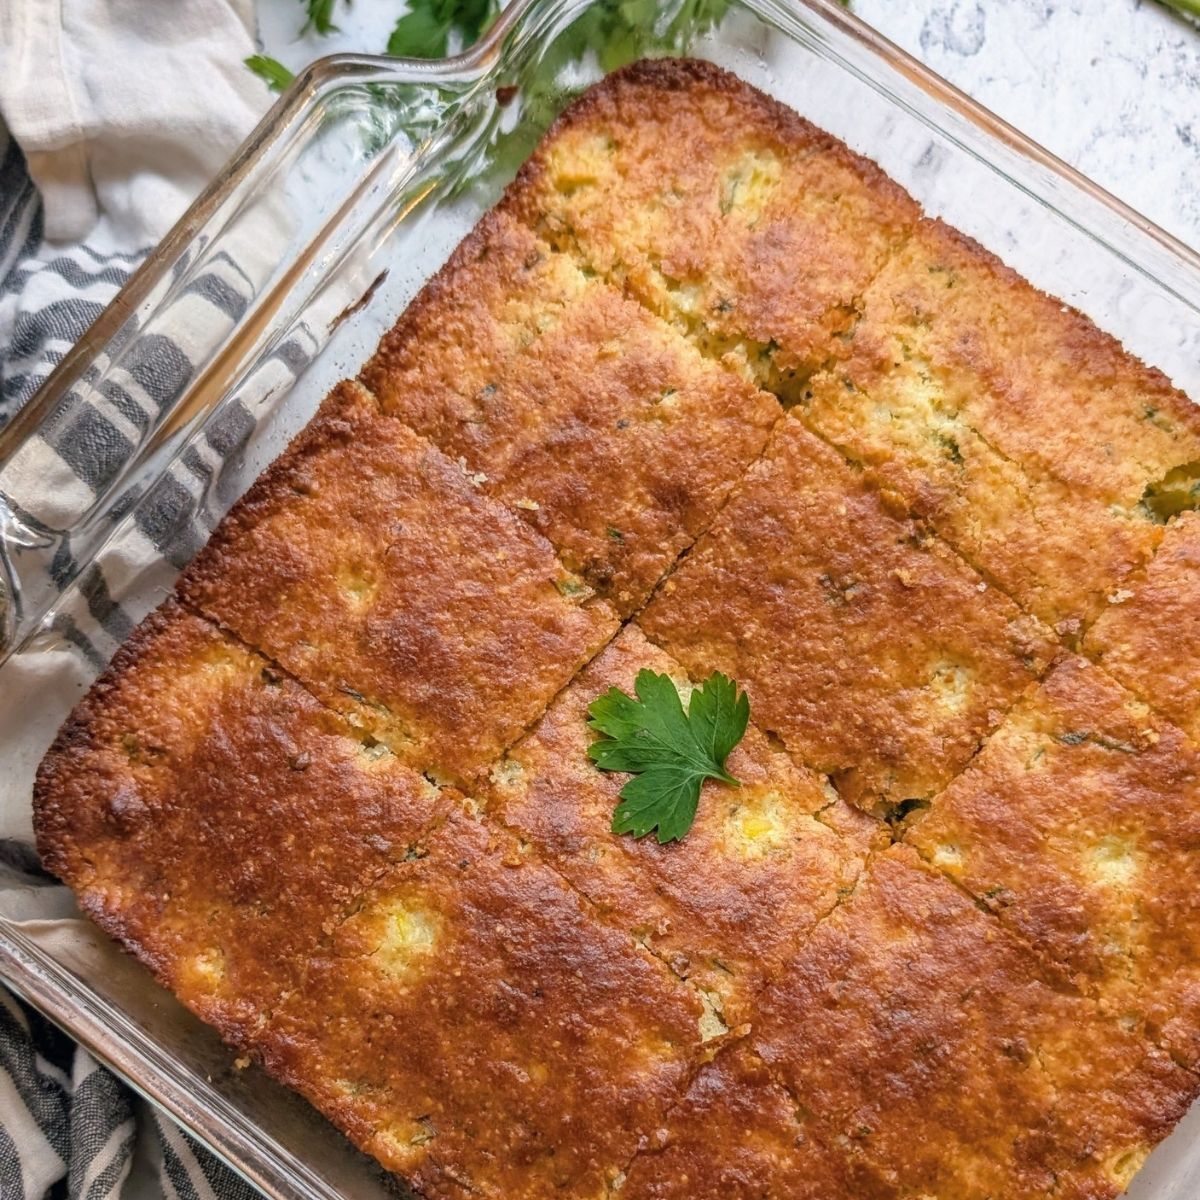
(851, 0, 1200, 250)
(259, 0, 1200, 251)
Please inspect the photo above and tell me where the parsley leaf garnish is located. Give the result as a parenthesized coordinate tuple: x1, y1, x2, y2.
(587, 669, 749, 844)
(245, 55, 296, 93)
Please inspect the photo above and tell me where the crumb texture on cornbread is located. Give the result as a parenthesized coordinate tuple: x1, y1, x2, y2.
(33, 598, 450, 1046)
(503, 57, 919, 383)
(362, 211, 779, 615)
(908, 654, 1200, 1070)
(258, 808, 706, 1200)
(178, 379, 618, 785)
(753, 848, 1199, 1200)
(487, 623, 872, 1026)
(798, 218, 1200, 634)
(1085, 509, 1200, 738)
(32, 54, 1200, 1200)
(620, 1041, 897, 1200)
(639, 414, 1055, 814)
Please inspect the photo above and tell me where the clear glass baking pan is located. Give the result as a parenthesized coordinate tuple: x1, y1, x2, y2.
(1, 0, 1199, 1195)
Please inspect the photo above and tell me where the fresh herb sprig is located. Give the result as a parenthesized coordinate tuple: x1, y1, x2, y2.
(245, 54, 296, 93)
(1155, 0, 1200, 22)
(587, 669, 749, 844)
(389, 0, 501, 58)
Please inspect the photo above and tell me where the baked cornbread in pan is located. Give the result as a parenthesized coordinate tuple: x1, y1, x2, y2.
(178, 379, 618, 786)
(908, 654, 1200, 1071)
(487, 623, 879, 1027)
(33, 58, 1200, 1199)
(34, 599, 450, 1047)
(640, 413, 1056, 815)
(361, 211, 778, 615)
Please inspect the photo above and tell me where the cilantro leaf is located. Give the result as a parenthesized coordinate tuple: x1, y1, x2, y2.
(587, 669, 749, 844)
(245, 55, 296, 93)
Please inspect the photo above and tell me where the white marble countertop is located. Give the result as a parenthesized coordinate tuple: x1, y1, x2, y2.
(259, 0, 1200, 248)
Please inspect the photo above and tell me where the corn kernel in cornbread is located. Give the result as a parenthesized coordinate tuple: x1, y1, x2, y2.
(753, 848, 1199, 1199)
(620, 1042, 895, 1200)
(258, 808, 705, 1200)
(487, 624, 870, 1026)
(32, 600, 449, 1046)
(179, 381, 618, 785)
(801, 219, 1200, 633)
(504, 58, 918, 383)
(362, 212, 779, 614)
(908, 654, 1200, 1069)
(640, 415, 1055, 814)
(1086, 511, 1200, 738)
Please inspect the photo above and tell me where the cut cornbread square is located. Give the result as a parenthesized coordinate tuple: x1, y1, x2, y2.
(178, 380, 618, 786)
(1085, 510, 1200, 739)
(639, 414, 1056, 815)
(32, 598, 450, 1047)
(502, 58, 918, 384)
(361, 210, 779, 615)
(752, 846, 1199, 1200)
(620, 1040, 897, 1200)
(486, 623, 875, 1028)
(801, 218, 1200, 633)
(257, 806, 707, 1200)
(908, 653, 1200, 1070)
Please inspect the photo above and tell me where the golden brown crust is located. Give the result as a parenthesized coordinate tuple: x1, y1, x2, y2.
(31, 57, 1200, 1200)
(800, 218, 1200, 632)
(1085, 510, 1200, 739)
(908, 653, 1200, 1070)
(640, 415, 1057, 813)
(620, 1041, 897, 1200)
(178, 380, 618, 785)
(753, 847, 1200, 1200)
(257, 807, 706, 1199)
(501, 58, 919, 380)
(362, 210, 779, 615)
(33, 598, 449, 1047)
(487, 624, 867, 1026)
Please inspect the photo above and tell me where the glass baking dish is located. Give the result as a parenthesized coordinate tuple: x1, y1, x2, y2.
(1, 0, 1199, 1195)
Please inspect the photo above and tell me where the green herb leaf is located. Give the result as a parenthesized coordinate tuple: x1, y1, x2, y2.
(387, 0, 500, 59)
(245, 55, 296, 93)
(587, 669, 749, 844)
(301, 0, 340, 35)
(388, 8, 451, 58)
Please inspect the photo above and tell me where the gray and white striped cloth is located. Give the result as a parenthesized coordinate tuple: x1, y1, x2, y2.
(0, 125, 259, 1200)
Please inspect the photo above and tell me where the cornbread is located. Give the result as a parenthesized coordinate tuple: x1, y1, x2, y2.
(799, 218, 1200, 635)
(179, 379, 618, 785)
(487, 624, 875, 1026)
(1086, 510, 1200, 738)
(258, 807, 706, 1200)
(504, 57, 919, 382)
(620, 1042, 894, 1200)
(34, 599, 450, 1046)
(753, 848, 1198, 1200)
(33, 58, 1200, 1200)
(908, 654, 1200, 1070)
(640, 414, 1056, 815)
(362, 211, 778, 614)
